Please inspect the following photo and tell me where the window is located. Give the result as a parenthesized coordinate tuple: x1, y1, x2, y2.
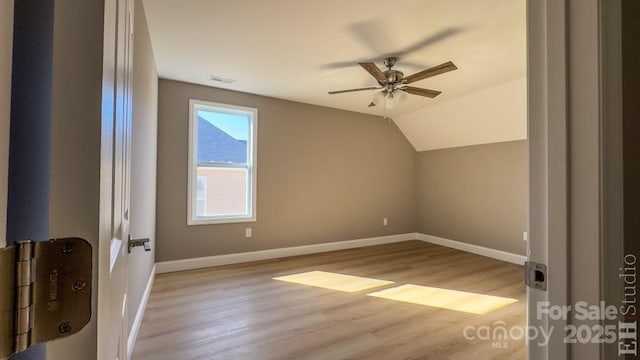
(188, 99, 257, 225)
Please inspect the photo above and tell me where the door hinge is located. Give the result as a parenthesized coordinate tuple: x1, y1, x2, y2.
(0, 238, 92, 360)
(524, 261, 547, 291)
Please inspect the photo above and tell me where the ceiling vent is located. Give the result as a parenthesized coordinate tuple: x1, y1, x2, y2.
(209, 75, 235, 84)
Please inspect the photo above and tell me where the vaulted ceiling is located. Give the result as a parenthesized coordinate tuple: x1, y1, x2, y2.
(143, 0, 526, 150)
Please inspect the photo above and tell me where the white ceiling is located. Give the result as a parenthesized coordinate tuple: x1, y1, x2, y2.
(143, 0, 526, 149)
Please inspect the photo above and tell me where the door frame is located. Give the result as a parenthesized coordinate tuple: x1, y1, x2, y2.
(527, 0, 569, 358)
(527, 0, 624, 359)
(600, 0, 625, 359)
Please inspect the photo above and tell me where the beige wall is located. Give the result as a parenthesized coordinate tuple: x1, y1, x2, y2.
(156, 79, 417, 262)
(127, 0, 158, 333)
(416, 140, 527, 255)
(0, 0, 13, 248)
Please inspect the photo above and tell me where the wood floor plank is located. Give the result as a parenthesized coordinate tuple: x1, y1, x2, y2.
(132, 241, 526, 359)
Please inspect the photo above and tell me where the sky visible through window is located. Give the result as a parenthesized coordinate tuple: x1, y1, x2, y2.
(198, 110, 249, 140)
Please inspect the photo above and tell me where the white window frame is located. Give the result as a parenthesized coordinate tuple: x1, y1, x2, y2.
(187, 99, 257, 225)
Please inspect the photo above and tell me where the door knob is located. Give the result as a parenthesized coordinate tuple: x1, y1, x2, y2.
(128, 235, 151, 253)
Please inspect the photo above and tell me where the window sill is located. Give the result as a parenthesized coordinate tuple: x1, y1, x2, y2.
(188, 216, 256, 226)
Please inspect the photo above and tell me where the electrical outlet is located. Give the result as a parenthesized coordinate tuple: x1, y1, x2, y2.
(245, 228, 252, 238)
(523, 231, 528, 242)
(383, 218, 388, 226)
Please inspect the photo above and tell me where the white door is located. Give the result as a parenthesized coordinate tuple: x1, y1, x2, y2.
(0, 0, 12, 350)
(0, 0, 13, 251)
(98, 0, 134, 359)
(0, 9, 12, 358)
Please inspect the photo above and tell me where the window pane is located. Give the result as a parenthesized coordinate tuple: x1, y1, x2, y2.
(196, 176, 207, 215)
(197, 110, 249, 164)
(196, 167, 248, 217)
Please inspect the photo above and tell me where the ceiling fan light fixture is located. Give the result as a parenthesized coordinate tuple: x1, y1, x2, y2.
(385, 92, 395, 110)
(374, 89, 407, 110)
(372, 90, 386, 106)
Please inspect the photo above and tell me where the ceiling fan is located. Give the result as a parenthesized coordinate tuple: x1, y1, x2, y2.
(328, 57, 457, 109)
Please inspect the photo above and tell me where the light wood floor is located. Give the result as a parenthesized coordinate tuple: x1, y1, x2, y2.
(133, 240, 526, 360)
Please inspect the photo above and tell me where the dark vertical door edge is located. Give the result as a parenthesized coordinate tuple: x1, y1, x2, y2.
(7, 1, 55, 359)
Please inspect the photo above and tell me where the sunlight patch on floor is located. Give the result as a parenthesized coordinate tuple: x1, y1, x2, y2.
(367, 284, 518, 314)
(273, 271, 394, 293)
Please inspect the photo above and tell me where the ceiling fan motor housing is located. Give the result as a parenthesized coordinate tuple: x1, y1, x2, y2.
(383, 70, 404, 84)
(381, 57, 403, 84)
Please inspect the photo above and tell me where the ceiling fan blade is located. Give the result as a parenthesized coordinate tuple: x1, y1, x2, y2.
(350, 19, 394, 56)
(395, 28, 465, 58)
(358, 62, 387, 83)
(403, 61, 458, 84)
(401, 86, 442, 98)
(328, 86, 379, 95)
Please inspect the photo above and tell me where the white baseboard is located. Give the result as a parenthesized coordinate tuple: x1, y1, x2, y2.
(156, 233, 417, 274)
(417, 233, 526, 265)
(155, 232, 525, 274)
(127, 265, 156, 360)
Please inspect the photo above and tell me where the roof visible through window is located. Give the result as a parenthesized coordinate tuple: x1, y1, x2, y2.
(197, 110, 248, 164)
